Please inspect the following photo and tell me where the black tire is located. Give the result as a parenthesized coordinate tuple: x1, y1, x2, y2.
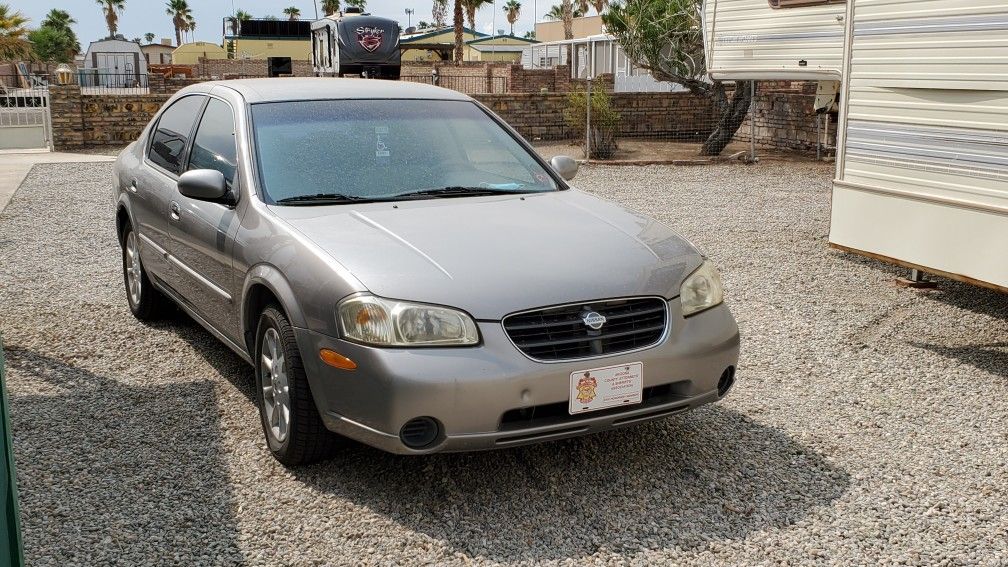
(255, 305, 340, 466)
(121, 224, 172, 321)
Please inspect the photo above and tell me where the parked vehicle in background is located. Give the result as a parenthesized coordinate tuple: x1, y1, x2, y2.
(704, 0, 1008, 293)
(113, 78, 739, 466)
(311, 7, 401, 79)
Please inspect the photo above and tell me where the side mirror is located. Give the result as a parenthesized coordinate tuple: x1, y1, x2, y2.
(178, 169, 228, 201)
(549, 155, 579, 181)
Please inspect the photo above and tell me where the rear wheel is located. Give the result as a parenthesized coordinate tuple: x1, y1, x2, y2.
(121, 225, 172, 321)
(255, 305, 340, 466)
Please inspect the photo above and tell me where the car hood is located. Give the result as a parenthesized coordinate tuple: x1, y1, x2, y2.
(269, 190, 702, 320)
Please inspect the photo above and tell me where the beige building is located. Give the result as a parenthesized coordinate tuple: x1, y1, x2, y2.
(225, 19, 312, 62)
(400, 28, 538, 63)
(400, 27, 486, 62)
(465, 35, 538, 62)
(534, 15, 605, 43)
(172, 41, 227, 65)
(140, 39, 175, 66)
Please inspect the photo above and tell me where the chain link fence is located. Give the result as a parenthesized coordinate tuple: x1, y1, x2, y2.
(532, 80, 837, 164)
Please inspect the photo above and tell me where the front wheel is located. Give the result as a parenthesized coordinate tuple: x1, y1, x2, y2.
(255, 305, 340, 466)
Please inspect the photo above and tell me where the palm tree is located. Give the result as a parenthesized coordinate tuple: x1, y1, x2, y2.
(166, 0, 191, 46)
(432, 0, 447, 28)
(453, 0, 463, 63)
(96, 0, 126, 38)
(561, 0, 573, 40)
(589, 0, 606, 13)
(462, 0, 492, 31)
(0, 4, 31, 61)
(42, 9, 80, 55)
(321, 0, 340, 16)
(545, 3, 582, 20)
(575, 0, 588, 18)
(345, 0, 367, 10)
(503, 0, 520, 35)
(185, 14, 196, 43)
(227, 10, 251, 36)
(144, 31, 155, 43)
(283, 6, 301, 21)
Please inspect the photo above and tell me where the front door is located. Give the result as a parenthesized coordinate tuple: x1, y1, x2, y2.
(169, 97, 243, 341)
(135, 94, 206, 286)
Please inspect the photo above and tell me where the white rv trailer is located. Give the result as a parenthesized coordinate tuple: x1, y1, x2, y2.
(831, 0, 1008, 292)
(704, 0, 1008, 292)
(703, 0, 847, 82)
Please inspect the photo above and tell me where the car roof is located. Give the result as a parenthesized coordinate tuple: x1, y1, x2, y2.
(179, 77, 474, 104)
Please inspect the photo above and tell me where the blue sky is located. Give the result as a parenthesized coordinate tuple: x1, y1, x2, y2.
(12, 0, 553, 47)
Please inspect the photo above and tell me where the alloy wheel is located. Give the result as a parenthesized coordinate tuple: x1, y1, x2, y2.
(261, 327, 291, 443)
(124, 232, 142, 306)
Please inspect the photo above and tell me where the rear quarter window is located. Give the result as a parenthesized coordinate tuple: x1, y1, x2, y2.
(148, 95, 206, 175)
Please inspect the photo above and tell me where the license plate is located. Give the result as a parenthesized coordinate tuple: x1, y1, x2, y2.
(569, 362, 644, 415)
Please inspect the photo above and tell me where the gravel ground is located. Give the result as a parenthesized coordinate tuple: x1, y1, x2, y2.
(1, 161, 1006, 566)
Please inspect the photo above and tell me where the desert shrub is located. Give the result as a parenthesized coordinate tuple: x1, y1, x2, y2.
(563, 87, 621, 159)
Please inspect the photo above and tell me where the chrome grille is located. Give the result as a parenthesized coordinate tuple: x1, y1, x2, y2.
(502, 297, 668, 361)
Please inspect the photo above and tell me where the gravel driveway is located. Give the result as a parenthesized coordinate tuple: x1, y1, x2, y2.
(1, 161, 1005, 566)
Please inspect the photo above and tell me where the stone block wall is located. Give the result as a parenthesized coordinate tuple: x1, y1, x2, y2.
(50, 85, 170, 150)
(474, 91, 718, 142)
(734, 82, 836, 154)
(194, 58, 315, 78)
(49, 79, 830, 155)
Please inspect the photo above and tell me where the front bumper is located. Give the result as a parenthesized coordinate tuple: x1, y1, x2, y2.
(295, 300, 740, 454)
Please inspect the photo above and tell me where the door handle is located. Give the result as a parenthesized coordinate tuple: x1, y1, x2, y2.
(169, 201, 181, 221)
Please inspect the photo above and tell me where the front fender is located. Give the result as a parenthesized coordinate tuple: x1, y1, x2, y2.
(241, 263, 309, 332)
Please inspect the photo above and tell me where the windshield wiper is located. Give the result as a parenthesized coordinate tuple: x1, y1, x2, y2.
(390, 186, 541, 200)
(275, 193, 376, 205)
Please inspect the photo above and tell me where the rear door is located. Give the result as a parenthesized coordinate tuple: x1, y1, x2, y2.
(134, 94, 206, 287)
(170, 96, 243, 340)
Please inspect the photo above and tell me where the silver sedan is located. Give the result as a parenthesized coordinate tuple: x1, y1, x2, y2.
(113, 78, 740, 465)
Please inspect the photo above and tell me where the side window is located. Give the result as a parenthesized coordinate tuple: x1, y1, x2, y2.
(188, 98, 238, 186)
(769, 0, 844, 7)
(148, 95, 205, 175)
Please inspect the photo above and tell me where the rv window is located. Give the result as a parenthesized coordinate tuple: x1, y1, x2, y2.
(768, 0, 844, 7)
(148, 95, 206, 175)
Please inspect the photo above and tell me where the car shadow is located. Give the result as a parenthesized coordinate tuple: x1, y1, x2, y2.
(162, 315, 850, 562)
(291, 406, 850, 562)
(4, 346, 245, 565)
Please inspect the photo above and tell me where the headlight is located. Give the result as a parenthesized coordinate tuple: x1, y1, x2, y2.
(337, 295, 479, 346)
(680, 260, 724, 317)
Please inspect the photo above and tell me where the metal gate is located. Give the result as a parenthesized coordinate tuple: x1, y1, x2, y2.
(0, 74, 51, 151)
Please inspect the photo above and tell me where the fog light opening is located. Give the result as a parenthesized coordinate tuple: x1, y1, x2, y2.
(399, 417, 441, 449)
(717, 366, 735, 397)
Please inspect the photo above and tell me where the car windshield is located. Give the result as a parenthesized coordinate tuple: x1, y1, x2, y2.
(250, 99, 561, 204)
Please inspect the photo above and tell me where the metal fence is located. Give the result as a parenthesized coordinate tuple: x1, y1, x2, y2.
(0, 75, 50, 150)
(401, 74, 508, 95)
(76, 71, 152, 94)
